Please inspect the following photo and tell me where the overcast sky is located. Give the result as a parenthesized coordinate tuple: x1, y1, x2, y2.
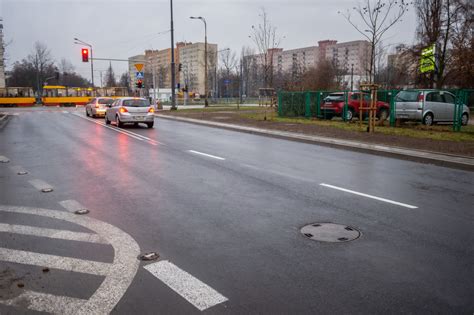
(2, 0, 416, 82)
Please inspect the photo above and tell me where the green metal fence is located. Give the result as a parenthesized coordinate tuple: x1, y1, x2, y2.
(278, 89, 473, 131)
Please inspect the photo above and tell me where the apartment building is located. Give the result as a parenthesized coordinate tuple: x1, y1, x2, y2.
(250, 39, 370, 77)
(177, 42, 217, 96)
(145, 49, 175, 89)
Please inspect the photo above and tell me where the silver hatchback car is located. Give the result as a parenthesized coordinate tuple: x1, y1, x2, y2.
(395, 90, 469, 126)
(105, 97, 155, 128)
(86, 97, 114, 118)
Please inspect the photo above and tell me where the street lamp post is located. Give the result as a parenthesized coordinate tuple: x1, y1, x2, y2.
(74, 38, 94, 87)
(190, 16, 208, 107)
(170, 0, 177, 110)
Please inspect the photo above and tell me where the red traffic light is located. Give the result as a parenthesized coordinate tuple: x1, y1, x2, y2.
(81, 48, 89, 62)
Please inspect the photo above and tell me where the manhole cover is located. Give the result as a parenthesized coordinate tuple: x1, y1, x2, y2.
(301, 223, 360, 243)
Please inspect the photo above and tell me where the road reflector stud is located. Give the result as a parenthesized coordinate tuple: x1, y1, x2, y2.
(17, 171, 28, 175)
(41, 188, 53, 193)
(139, 252, 159, 261)
(74, 209, 90, 215)
(0, 159, 9, 163)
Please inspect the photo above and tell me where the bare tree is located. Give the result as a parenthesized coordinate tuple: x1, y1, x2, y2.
(250, 7, 281, 88)
(104, 62, 116, 87)
(27, 41, 56, 94)
(58, 58, 74, 74)
(414, 0, 472, 87)
(339, 0, 410, 83)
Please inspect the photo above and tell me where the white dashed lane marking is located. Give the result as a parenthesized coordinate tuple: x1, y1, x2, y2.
(9, 165, 28, 174)
(320, 183, 418, 209)
(188, 150, 225, 161)
(28, 179, 53, 191)
(144, 260, 228, 311)
(59, 199, 87, 213)
(0, 205, 140, 314)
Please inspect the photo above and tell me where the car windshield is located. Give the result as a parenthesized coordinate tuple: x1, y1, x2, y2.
(325, 94, 344, 102)
(122, 99, 149, 107)
(395, 91, 420, 102)
(99, 98, 114, 104)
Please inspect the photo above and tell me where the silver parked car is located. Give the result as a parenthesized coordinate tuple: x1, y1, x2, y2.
(105, 97, 155, 128)
(395, 90, 469, 126)
(85, 97, 114, 118)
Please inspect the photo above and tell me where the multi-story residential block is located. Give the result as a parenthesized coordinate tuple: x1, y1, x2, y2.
(177, 42, 217, 96)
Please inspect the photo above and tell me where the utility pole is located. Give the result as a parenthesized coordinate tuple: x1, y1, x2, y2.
(170, 0, 177, 110)
(350, 64, 354, 91)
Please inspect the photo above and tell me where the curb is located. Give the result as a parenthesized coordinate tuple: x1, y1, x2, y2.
(155, 114, 474, 171)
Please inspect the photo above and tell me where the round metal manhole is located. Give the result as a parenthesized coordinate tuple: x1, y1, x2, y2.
(301, 223, 360, 243)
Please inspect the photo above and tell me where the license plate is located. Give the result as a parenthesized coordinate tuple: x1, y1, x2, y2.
(134, 116, 145, 120)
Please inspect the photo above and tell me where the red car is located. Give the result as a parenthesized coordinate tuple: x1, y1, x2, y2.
(321, 92, 390, 121)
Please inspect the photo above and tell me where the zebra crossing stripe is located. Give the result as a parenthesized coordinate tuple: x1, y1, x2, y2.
(0, 205, 140, 314)
(0, 223, 107, 244)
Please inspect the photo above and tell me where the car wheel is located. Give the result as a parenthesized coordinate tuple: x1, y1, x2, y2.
(116, 115, 124, 128)
(345, 108, 354, 121)
(461, 113, 469, 126)
(147, 122, 154, 129)
(423, 113, 434, 126)
(86, 108, 90, 117)
(91, 110, 96, 118)
(378, 109, 389, 121)
(105, 115, 111, 125)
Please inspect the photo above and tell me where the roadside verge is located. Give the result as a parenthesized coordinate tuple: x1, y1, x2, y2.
(156, 114, 474, 171)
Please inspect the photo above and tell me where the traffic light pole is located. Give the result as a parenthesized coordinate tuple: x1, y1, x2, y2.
(170, 0, 177, 110)
(90, 46, 94, 87)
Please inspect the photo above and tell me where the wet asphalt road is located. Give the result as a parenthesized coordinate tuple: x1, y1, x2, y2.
(0, 108, 473, 314)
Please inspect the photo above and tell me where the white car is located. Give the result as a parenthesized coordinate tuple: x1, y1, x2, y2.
(105, 97, 155, 128)
(85, 97, 114, 118)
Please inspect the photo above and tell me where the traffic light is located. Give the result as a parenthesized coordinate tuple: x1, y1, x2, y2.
(136, 79, 143, 89)
(178, 63, 182, 72)
(81, 48, 89, 62)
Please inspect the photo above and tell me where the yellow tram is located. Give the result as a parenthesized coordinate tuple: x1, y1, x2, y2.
(0, 86, 129, 107)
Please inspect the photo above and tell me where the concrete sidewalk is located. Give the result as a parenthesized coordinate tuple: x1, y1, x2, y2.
(155, 114, 474, 171)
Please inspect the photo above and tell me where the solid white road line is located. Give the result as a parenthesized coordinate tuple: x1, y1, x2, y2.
(320, 183, 418, 209)
(59, 199, 87, 213)
(0, 248, 111, 276)
(28, 179, 53, 191)
(73, 113, 165, 145)
(1, 290, 87, 314)
(0, 223, 107, 244)
(188, 150, 226, 161)
(144, 260, 228, 311)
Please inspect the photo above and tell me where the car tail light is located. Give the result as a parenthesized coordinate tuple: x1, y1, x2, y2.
(119, 107, 128, 113)
(148, 107, 155, 113)
(95, 104, 99, 108)
(418, 93, 424, 110)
